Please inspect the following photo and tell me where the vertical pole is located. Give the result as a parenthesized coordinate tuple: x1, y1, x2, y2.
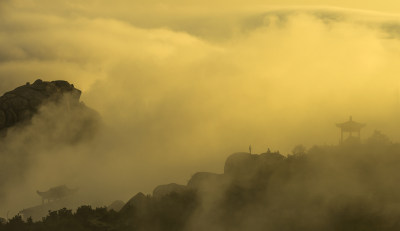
(341, 129, 343, 144)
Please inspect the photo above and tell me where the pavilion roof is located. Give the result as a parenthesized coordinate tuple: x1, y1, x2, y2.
(37, 185, 76, 199)
(336, 116, 365, 131)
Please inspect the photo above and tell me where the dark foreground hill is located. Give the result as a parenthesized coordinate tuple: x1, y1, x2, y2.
(2, 132, 400, 231)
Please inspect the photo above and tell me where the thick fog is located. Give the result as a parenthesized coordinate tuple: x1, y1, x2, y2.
(1, 0, 400, 218)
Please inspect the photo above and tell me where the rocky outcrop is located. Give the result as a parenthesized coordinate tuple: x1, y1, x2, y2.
(119, 192, 148, 214)
(224, 152, 258, 175)
(153, 183, 186, 199)
(223, 151, 286, 188)
(107, 200, 125, 212)
(224, 151, 285, 176)
(0, 79, 100, 143)
(187, 172, 224, 189)
(0, 79, 81, 131)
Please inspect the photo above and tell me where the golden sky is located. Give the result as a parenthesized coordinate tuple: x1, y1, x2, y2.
(1, 0, 400, 216)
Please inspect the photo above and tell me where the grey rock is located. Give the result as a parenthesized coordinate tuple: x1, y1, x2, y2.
(119, 192, 148, 214)
(187, 172, 223, 189)
(224, 152, 285, 176)
(224, 152, 257, 175)
(107, 200, 125, 212)
(0, 79, 81, 131)
(153, 183, 186, 199)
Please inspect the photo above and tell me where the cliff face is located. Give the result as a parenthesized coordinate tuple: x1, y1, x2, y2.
(0, 79, 82, 131)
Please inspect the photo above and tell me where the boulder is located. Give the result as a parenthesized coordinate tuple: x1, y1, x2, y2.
(224, 152, 285, 176)
(0, 79, 100, 143)
(187, 172, 224, 189)
(153, 183, 186, 199)
(0, 79, 81, 131)
(223, 151, 286, 188)
(119, 192, 148, 214)
(107, 200, 125, 212)
(224, 152, 258, 175)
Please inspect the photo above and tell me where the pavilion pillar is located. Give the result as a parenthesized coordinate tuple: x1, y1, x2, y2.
(341, 130, 343, 143)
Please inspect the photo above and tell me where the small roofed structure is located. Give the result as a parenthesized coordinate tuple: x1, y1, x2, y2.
(37, 185, 78, 205)
(336, 116, 366, 143)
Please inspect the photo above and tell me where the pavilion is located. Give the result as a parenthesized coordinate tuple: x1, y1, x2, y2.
(37, 185, 77, 204)
(336, 116, 365, 143)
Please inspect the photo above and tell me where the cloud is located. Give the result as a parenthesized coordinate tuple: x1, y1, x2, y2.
(1, 1, 400, 218)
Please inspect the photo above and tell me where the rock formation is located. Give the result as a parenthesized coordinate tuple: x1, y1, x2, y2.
(107, 200, 125, 212)
(224, 151, 285, 175)
(0, 79, 100, 143)
(0, 79, 82, 132)
(187, 172, 223, 189)
(119, 192, 148, 214)
(153, 183, 186, 199)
